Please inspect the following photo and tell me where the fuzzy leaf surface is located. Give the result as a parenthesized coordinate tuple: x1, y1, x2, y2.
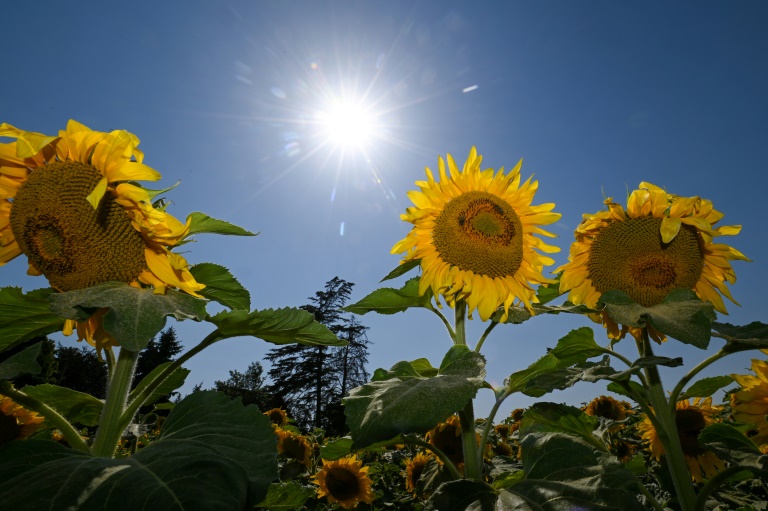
(209, 307, 343, 346)
(344, 277, 433, 315)
(0, 287, 65, 353)
(190, 262, 250, 311)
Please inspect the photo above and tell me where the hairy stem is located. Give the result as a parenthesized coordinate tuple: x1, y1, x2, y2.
(91, 348, 139, 457)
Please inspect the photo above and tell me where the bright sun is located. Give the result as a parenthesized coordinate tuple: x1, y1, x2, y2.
(317, 99, 377, 148)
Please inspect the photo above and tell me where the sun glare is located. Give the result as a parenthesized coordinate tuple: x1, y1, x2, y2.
(317, 99, 377, 148)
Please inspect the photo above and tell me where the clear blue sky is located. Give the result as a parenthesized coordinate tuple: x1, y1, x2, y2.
(2, 1, 766, 418)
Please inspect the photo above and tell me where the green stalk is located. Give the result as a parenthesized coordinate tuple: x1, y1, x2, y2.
(454, 300, 467, 346)
(477, 388, 511, 467)
(668, 349, 728, 413)
(474, 321, 498, 353)
(428, 303, 456, 340)
(0, 381, 89, 453)
(91, 347, 139, 458)
(639, 330, 697, 510)
(694, 466, 755, 511)
(452, 300, 482, 480)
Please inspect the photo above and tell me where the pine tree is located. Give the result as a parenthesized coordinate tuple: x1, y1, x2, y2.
(55, 345, 108, 399)
(133, 327, 184, 388)
(265, 277, 367, 432)
(213, 361, 279, 411)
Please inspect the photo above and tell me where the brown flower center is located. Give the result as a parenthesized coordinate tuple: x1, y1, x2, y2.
(676, 408, 707, 456)
(587, 217, 704, 306)
(10, 161, 146, 292)
(433, 191, 524, 278)
(325, 467, 361, 501)
(427, 423, 464, 465)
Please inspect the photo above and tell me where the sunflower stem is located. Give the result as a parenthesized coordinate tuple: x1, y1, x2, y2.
(693, 465, 756, 511)
(668, 349, 728, 414)
(91, 347, 139, 458)
(427, 303, 456, 340)
(454, 300, 467, 346)
(478, 388, 511, 467)
(0, 380, 90, 453)
(639, 329, 697, 511)
(474, 321, 498, 353)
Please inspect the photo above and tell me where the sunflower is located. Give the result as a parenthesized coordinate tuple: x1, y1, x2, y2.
(557, 182, 749, 340)
(275, 427, 313, 467)
(313, 455, 375, 509)
(583, 395, 634, 421)
(0, 120, 204, 350)
(0, 394, 46, 446)
(731, 358, 768, 446)
(404, 451, 433, 495)
(425, 415, 465, 466)
(391, 147, 560, 321)
(264, 407, 289, 428)
(509, 408, 525, 423)
(638, 397, 725, 482)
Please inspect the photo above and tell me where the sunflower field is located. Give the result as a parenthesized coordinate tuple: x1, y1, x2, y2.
(1, 122, 767, 511)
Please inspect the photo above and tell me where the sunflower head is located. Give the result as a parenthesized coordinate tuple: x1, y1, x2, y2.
(509, 408, 525, 422)
(731, 358, 768, 446)
(312, 455, 375, 509)
(403, 451, 433, 495)
(425, 415, 464, 465)
(392, 147, 561, 321)
(583, 395, 633, 421)
(638, 397, 725, 482)
(1, 120, 206, 350)
(557, 182, 749, 341)
(264, 407, 289, 428)
(275, 427, 313, 467)
(0, 394, 45, 446)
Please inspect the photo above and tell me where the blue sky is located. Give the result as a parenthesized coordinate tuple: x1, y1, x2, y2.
(2, 1, 767, 418)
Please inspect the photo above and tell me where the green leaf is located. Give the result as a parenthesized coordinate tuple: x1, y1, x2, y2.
(317, 436, 395, 461)
(549, 327, 604, 366)
(699, 423, 768, 472)
(599, 289, 716, 348)
(0, 287, 65, 353)
(632, 356, 683, 369)
(607, 380, 648, 402)
(506, 354, 560, 394)
(380, 259, 421, 282)
(714, 322, 768, 353)
(156, 390, 278, 506)
(425, 480, 497, 511)
(344, 277, 432, 315)
(22, 384, 104, 427)
(531, 301, 600, 316)
(209, 307, 344, 346)
(344, 345, 486, 449)
(490, 306, 532, 325)
(0, 342, 42, 380)
(128, 361, 190, 408)
(185, 211, 256, 236)
(534, 273, 563, 305)
(190, 263, 250, 310)
(519, 402, 606, 453)
(256, 482, 315, 510)
(521, 357, 616, 398)
(49, 282, 207, 352)
(372, 359, 438, 381)
(679, 375, 734, 400)
(0, 391, 277, 509)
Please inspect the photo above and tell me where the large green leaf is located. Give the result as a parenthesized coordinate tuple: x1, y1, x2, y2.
(548, 327, 605, 366)
(23, 384, 104, 426)
(679, 375, 734, 400)
(344, 345, 486, 449)
(0, 390, 277, 509)
(128, 361, 190, 408)
(534, 273, 563, 305)
(521, 357, 616, 398)
(49, 282, 207, 351)
(190, 263, 250, 311)
(714, 322, 768, 353)
(519, 402, 606, 453)
(185, 211, 256, 237)
(425, 480, 497, 511)
(599, 289, 715, 348)
(699, 423, 768, 473)
(344, 277, 433, 315)
(0, 287, 65, 353)
(209, 307, 343, 346)
(0, 342, 42, 380)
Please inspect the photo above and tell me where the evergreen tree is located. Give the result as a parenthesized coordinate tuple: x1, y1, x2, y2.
(55, 345, 108, 399)
(265, 277, 369, 434)
(133, 327, 184, 388)
(213, 361, 280, 411)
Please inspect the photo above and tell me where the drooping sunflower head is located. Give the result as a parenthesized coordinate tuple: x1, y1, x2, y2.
(583, 395, 633, 421)
(312, 455, 375, 509)
(0, 394, 46, 446)
(731, 358, 768, 446)
(638, 397, 725, 482)
(0, 120, 205, 350)
(425, 415, 464, 465)
(494, 423, 511, 439)
(392, 147, 561, 321)
(509, 408, 525, 423)
(403, 451, 433, 495)
(557, 182, 749, 340)
(275, 427, 313, 467)
(264, 407, 289, 428)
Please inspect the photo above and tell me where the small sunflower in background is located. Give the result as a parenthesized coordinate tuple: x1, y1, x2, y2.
(731, 357, 768, 446)
(275, 427, 313, 468)
(313, 455, 375, 509)
(638, 397, 725, 482)
(0, 120, 206, 351)
(583, 395, 634, 421)
(392, 147, 561, 321)
(264, 407, 289, 428)
(0, 394, 45, 446)
(557, 182, 749, 341)
(425, 415, 465, 466)
(403, 451, 433, 496)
